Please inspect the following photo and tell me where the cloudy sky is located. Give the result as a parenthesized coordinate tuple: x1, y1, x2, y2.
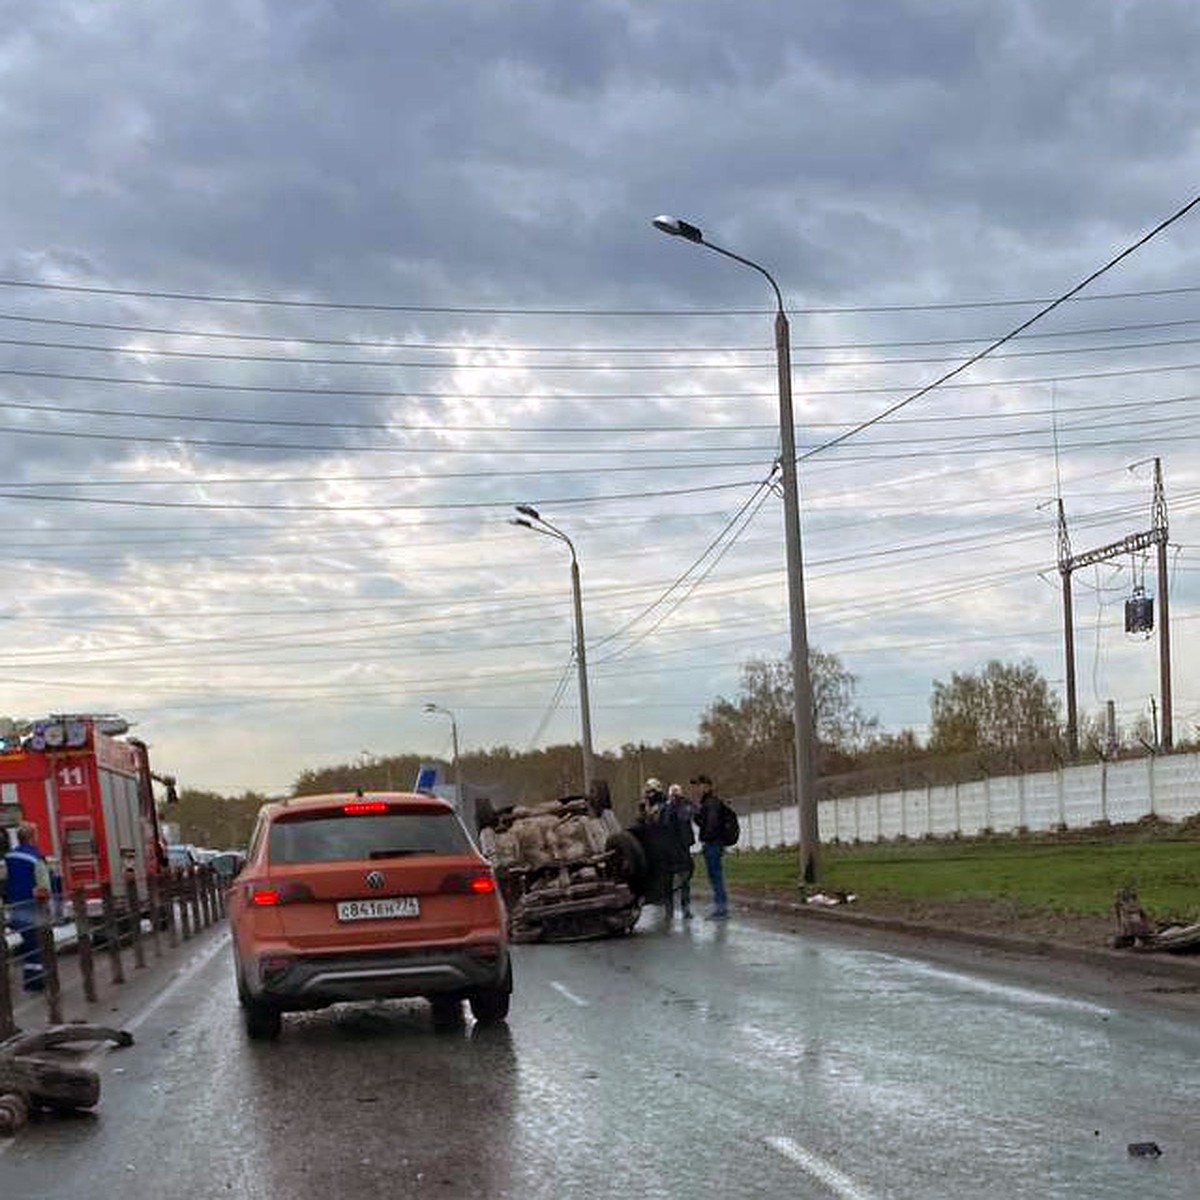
(1, 0, 1199, 796)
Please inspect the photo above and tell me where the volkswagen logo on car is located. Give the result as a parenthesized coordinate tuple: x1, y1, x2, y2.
(365, 871, 385, 890)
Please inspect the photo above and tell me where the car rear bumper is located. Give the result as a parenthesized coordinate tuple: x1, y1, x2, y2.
(247, 942, 510, 1009)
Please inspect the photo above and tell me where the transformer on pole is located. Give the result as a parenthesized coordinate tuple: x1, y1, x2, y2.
(1058, 458, 1172, 759)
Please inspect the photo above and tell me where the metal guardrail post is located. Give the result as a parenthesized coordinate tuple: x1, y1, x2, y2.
(146, 873, 164, 959)
(188, 866, 203, 932)
(72, 886, 98, 1004)
(124, 869, 147, 970)
(164, 870, 179, 947)
(198, 867, 212, 928)
(0, 925, 15, 1040)
(177, 869, 192, 941)
(34, 892, 63, 1024)
(99, 881, 125, 986)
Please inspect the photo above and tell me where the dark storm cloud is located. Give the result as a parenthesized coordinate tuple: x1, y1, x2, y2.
(5, 0, 1199, 315)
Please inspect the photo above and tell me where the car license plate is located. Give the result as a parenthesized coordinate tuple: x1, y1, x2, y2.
(336, 897, 420, 921)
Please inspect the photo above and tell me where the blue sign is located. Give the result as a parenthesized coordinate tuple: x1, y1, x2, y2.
(414, 763, 440, 793)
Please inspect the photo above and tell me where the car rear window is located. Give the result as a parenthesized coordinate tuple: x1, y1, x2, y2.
(268, 810, 471, 864)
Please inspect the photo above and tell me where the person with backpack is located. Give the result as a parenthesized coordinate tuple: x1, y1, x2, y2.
(692, 773, 735, 920)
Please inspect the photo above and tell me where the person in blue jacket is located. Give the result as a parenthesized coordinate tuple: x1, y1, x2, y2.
(4, 821, 52, 992)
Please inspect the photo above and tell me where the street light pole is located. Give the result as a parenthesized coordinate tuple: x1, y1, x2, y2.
(511, 507, 596, 794)
(423, 703, 464, 820)
(652, 214, 819, 882)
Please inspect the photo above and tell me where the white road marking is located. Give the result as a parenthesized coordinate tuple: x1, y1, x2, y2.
(548, 980, 589, 1007)
(112, 930, 232, 1040)
(895, 960, 1113, 1016)
(765, 1136, 876, 1200)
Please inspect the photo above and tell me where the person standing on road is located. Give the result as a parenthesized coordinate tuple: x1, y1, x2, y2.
(635, 779, 673, 908)
(692, 775, 729, 920)
(662, 784, 696, 919)
(3, 821, 52, 992)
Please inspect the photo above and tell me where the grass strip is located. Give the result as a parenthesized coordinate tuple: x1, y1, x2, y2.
(721, 837, 1200, 922)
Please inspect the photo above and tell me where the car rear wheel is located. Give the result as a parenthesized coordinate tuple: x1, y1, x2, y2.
(243, 999, 282, 1041)
(430, 995, 464, 1030)
(469, 964, 512, 1025)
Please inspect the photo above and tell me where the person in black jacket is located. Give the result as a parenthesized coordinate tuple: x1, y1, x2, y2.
(691, 774, 729, 920)
(661, 784, 696, 919)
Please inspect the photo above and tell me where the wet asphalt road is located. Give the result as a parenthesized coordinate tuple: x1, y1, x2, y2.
(3, 909, 1199, 1200)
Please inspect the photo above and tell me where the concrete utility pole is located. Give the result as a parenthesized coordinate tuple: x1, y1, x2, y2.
(1058, 458, 1172, 758)
(652, 214, 819, 883)
(423, 703, 466, 821)
(510, 507, 596, 794)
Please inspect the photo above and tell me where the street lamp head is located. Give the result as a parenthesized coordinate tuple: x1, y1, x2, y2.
(515, 503, 541, 520)
(509, 517, 533, 529)
(652, 214, 704, 244)
(423, 702, 438, 714)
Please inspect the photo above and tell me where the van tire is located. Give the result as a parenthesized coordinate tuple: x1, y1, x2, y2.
(605, 830, 647, 891)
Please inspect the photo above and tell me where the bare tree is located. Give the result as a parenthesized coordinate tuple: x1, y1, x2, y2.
(929, 660, 1061, 754)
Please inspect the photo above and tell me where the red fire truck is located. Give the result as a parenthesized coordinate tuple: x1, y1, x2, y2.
(0, 714, 175, 909)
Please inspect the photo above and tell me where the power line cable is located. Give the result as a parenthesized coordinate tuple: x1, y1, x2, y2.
(8, 355, 1200, 401)
(800, 191, 1200, 461)
(3, 275, 1200, 315)
(8, 330, 1200, 371)
(5, 308, 1200, 354)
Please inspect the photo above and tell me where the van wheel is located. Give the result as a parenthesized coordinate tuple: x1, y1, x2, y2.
(605, 830, 647, 892)
(244, 1000, 282, 1041)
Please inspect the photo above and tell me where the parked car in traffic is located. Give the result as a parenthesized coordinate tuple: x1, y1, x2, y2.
(228, 791, 511, 1040)
(166, 843, 199, 869)
(209, 850, 245, 884)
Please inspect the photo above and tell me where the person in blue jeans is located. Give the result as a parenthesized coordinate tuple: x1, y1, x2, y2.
(4, 821, 52, 991)
(692, 775, 728, 920)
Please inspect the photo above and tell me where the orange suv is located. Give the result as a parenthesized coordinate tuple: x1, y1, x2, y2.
(229, 792, 511, 1040)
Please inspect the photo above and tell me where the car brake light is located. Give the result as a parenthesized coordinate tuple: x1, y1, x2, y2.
(440, 871, 497, 895)
(249, 882, 313, 906)
(343, 801, 389, 814)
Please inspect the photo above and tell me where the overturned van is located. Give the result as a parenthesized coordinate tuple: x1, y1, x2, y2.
(477, 795, 648, 943)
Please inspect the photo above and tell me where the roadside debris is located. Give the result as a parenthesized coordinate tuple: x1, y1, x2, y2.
(0, 1023, 133, 1136)
(801, 889, 857, 907)
(1112, 888, 1200, 953)
(1127, 1141, 1163, 1158)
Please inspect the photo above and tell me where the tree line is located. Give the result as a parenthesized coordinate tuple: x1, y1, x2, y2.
(171, 652, 1187, 846)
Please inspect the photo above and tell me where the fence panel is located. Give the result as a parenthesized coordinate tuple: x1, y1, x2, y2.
(747, 810, 767, 851)
(986, 777, 1021, 831)
(1156, 755, 1200, 820)
(1022, 771, 1060, 831)
(755, 751, 1200, 848)
(780, 805, 799, 846)
(1106, 759, 1149, 824)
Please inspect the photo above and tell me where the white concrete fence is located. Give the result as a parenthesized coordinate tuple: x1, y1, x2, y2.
(736, 751, 1200, 851)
